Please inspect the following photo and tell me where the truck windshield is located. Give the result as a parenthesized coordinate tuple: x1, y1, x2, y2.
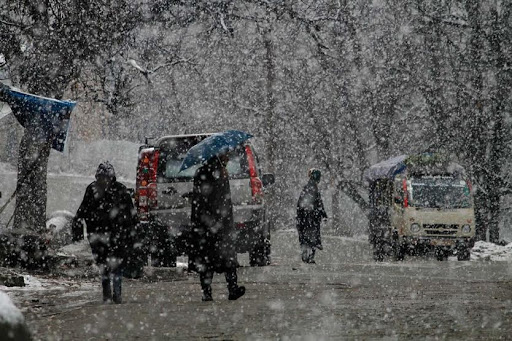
(408, 177, 471, 209)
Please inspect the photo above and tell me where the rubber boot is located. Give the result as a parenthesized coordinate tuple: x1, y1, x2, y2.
(200, 272, 213, 301)
(301, 245, 309, 263)
(113, 274, 122, 304)
(102, 277, 112, 303)
(308, 248, 316, 264)
(226, 270, 245, 301)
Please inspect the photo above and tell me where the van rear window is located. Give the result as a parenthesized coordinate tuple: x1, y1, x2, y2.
(157, 138, 250, 182)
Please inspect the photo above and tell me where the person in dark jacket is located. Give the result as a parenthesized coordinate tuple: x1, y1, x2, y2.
(296, 168, 328, 264)
(189, 154, 245, 302)
(72, 162, 137, 304)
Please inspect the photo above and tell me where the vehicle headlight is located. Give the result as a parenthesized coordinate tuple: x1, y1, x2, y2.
(410, 223, 421, 233)
(462, 224, 471, 233)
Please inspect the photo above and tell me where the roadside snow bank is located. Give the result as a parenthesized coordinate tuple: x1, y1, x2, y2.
(0, 291, 31, 340)
(55, 240, 93, 260)
(471, 241, 512, 261)
(46, 210, 74, 249)
(0, 292, 24, 325)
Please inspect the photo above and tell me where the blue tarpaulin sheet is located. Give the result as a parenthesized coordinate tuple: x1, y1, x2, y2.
(363, 155, 408, 183)
(0, 84, 76, 152)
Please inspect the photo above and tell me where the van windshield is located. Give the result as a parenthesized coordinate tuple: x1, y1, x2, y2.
(408, 177, 471, 209)
(158, 138, 250, 182)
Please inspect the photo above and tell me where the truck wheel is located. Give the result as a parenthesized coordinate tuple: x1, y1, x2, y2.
(457, 247, 471, 261)
(249, 238, 271, 266)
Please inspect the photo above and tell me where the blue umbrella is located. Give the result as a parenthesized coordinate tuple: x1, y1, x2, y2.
(179, 130, 254, 172)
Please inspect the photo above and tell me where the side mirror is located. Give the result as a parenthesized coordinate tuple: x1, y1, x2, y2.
(261, 173, 275, 187)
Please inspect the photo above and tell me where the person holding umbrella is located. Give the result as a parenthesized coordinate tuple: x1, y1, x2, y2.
(296, 168, 328, 264)
(181, 130, 251, 301)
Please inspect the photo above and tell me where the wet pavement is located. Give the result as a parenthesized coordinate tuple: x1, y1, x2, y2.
(5, 230, 512, 340)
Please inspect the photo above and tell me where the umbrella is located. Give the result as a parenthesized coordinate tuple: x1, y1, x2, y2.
(179, 130, 253, 172)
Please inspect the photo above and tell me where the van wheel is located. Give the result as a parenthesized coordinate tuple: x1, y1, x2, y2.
(249, 238, 271, 266)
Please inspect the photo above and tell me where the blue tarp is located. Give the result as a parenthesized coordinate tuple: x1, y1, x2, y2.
(0, 84, 76, 152)
(364, 154, 466, 183)
(363, 155, 408, 183)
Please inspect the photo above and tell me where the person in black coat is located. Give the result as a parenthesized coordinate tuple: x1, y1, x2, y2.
(189, 154, 245, 301)
(72, 162, 137, 304)
(296, 168, 328, 264)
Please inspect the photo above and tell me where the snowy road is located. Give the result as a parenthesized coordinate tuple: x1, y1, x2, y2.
(6, 230, 512, 340)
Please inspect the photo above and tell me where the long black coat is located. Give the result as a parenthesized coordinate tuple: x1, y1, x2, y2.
(296, 179, 327, 248)
(189, 157, 236, 273)
(73, 180, 136, 265)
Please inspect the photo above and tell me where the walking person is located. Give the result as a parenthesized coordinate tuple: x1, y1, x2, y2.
(189, 154, 245, 302)
(72, 162, 137, 304)
(296, 168, 328, 264)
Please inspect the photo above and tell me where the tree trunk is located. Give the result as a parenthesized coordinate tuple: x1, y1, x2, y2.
(262, 25, 279, 227)
(486, 3, 510, 243)
(263, 26, 276, 175)
(330, 181, 343, 235)
(466, 0, 488, 241)
(13, 128, 51, 232)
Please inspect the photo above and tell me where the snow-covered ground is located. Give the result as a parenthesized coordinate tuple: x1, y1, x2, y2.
(470, 241, 512, 261)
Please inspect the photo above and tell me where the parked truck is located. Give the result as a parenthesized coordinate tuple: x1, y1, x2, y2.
(364, 153, 475, 261)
